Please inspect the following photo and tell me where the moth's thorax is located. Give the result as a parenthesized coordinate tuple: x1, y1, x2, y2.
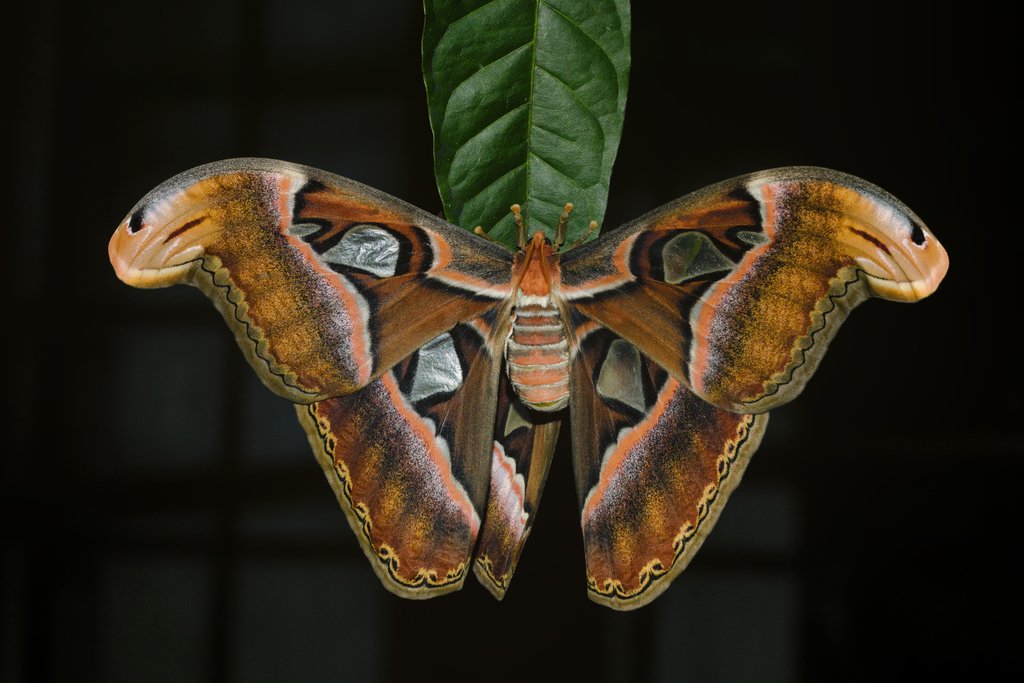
(506, 232, 569, 412)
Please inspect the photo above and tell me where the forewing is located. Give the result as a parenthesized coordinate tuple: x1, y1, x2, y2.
(569, 325, 768, 610)
(560, 167, 948, 412)
(296, 315, 507, 598)
(109, 158, 514, 403)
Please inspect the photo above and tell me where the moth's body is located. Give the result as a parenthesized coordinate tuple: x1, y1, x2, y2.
(507, 232, 569, 411)
(108, 159, 947, 610)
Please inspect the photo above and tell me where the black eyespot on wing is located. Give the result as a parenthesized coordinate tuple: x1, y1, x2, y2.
(910, 221, 926, 246)
(127, 209, 145, 234)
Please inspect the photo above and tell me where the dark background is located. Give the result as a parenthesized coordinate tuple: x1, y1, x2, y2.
(4, 1, 1019, 681)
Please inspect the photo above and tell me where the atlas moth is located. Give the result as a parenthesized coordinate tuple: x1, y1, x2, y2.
(109, 159, 947, 609)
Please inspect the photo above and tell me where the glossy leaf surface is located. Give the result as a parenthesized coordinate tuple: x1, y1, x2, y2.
(423, 0, 631, 248)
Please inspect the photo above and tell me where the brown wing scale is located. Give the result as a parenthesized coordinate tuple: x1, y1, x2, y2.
(472, 371, 560, 599)
(296, 318, 506, 598)
(561, 167, 948, 413)
(568, 325, 768, 609)
(110, 161, 947, 608)
(109, 158, 514, 402)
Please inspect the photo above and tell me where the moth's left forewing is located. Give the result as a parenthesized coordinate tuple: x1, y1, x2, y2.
(560, 167, 948, 414)
(295, 315, 507, 598)
(568, 327, 768, 609)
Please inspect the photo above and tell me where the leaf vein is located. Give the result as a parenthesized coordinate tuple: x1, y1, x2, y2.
(538, 0, 621, 82)
(533, 64, 607, 145)
(531, 121, 575, 143)
(446, 0, 505, 31)
(524, 0, 541, 225)
(529, 150, 585, 187)
(462, 164, 528, 209)
(529, 150, 611, 192)
(445, 43, 532, 102)
(454, 102, 528, 149)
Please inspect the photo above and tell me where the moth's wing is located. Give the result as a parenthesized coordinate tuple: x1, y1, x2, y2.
(296, 313, 508, 598)
(560, 167, 949, 413)
(109, 158, 513, 403)
(569, 324, 768, 610)
(472, 371, 560, 599)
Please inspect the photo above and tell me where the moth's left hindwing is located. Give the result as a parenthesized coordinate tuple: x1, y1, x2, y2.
(286, 301, 562, 601)
(109, 158, 514, 403)
(295, 318, 507, 597)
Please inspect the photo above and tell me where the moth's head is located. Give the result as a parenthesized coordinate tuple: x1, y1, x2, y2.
(509, 201, 591, 252)
(109, 160, 301, 288)
(513, 231, 557, 261)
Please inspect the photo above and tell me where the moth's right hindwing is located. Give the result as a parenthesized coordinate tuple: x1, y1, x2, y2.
(568, 326, 767, 609)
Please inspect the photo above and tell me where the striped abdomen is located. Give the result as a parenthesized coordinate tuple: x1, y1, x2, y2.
(506, 303, 570, 411)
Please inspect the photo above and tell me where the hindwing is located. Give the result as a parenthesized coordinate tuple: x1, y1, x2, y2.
(296, 317, 506, 597)
(568, 325, 767, 609)
(472, 371, 560, 599)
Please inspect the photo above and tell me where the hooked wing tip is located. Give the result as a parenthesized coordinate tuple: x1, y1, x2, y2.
(108, 209, 200, 288)
(856, 212, 949, 303)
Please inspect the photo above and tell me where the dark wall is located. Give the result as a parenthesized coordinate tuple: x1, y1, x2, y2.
(4, 1, 1019, 681)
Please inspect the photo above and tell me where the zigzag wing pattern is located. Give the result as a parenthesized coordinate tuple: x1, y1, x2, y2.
(109, 158, 514, 402)
(569, 325, 768, 610)
(296, 318, 506, 598)
(561, 168, 948, 413)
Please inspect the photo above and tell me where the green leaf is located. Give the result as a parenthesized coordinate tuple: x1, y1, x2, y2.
(423, 0, 631, 249)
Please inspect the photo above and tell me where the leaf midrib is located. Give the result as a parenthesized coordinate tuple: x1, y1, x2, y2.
(524, 0, 541, 235)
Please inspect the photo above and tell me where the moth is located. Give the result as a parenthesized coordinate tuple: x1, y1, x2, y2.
(109, 159, 948, 609)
